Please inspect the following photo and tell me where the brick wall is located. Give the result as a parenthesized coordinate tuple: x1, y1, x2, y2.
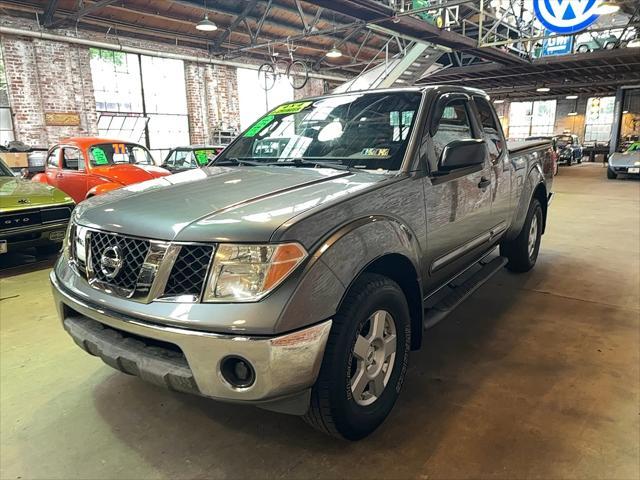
(1, 35, 98, 146)
(184, 63, 241, 144)
(293, 77, 327, 100)
(1, 15, 243, 148)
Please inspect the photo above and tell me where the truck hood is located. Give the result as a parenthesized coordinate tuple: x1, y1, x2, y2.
(608, 151, 640, 167)
(75, 166, 386, 242)
(90, 164, 171, 185)
(0, 177, 73, 212)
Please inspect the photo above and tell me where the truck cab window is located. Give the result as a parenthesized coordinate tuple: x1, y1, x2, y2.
(432, 99, 475, 166)
(474, 96, 504, 161)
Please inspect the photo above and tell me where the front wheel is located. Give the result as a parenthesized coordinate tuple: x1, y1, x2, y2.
(304, 273, 411, 440)
(500, 198, 543, 273)
(607, 168, 617, 179)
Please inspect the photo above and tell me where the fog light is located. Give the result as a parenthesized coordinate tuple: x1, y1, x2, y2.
(220, 356, 255, 388)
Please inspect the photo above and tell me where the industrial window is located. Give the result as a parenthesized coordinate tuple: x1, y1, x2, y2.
(237, 67, 294, 131)
(0, 48, 14, 145)
(507, 100, 557, 139)
(141, 56, 190, 160)
(584, 96, 615, 142)
(90, 49, 189, 162)
(90, 49, 143, 113)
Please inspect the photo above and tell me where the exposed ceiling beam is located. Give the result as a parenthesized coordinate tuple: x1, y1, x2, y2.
(40, 0, 59, 27)
(212, 0, 259, 52)
(47, 0, 119, 28)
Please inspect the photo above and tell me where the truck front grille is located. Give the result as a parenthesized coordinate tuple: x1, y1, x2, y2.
(164, 245, 214, 297)
(89, 231, 150, 291)
(73, 226, 215, 302)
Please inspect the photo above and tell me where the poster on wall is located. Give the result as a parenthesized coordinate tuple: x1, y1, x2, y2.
(45, 112, 80, 126)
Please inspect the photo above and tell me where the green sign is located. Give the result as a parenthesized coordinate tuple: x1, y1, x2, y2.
(270, 101, 312, 115)
(244, 115, 275, 138)
(194, 150, 210, 165)
(92, 147, 109, 165)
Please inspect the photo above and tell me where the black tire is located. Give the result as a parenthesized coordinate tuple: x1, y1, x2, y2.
(566, 156, 572, 166)
(257, 63, 276, 91)
(286, 60, 309, 90)
(304, 273, 411, 440)
(500, 198, 543, 273)
(607, 168, 617, 179)
(577, 45, 589, 53)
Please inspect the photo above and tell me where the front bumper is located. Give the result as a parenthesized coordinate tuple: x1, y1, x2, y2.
(51, 271, 332, 415)
(0, 221, 68, 252)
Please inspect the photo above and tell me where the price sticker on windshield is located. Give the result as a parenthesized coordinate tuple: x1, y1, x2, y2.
(112, 143, 126, 154)
(270, 101, 312, 115)
(362, 148, 390, 157)
(244, 115, 275, 138)
(194, 150, 210, 165)
(92, 147, 109, 165)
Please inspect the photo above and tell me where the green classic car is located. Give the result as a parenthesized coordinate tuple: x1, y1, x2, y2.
(0, 157, 75, 255)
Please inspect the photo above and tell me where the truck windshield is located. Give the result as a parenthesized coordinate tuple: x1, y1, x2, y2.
(217, 92, 422, 171)
(89, 143, 154, 167)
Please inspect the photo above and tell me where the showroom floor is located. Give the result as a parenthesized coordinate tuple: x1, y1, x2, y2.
(1, 164, 638, 480)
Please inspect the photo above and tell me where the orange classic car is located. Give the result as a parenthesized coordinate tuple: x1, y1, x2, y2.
(32, 137, 171, 203)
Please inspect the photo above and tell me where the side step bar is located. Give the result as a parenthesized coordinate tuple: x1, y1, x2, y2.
(424, 256, 508, 329)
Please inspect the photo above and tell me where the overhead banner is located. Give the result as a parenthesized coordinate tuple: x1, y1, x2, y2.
(541, 31, 574, 56)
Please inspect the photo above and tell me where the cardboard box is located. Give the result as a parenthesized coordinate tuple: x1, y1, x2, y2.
(0, 152, 28, 168)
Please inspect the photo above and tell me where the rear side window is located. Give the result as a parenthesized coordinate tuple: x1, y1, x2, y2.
(474, 97, 504, 161)
(432, 99, 475, 163)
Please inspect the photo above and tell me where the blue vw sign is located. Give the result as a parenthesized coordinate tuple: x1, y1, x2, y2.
(534, 0, 600, 34)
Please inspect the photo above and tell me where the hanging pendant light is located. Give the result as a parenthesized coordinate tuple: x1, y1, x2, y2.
(326, 45, 343, 58)
(196, 14, 218, 31)
(196, 0, 217, 31)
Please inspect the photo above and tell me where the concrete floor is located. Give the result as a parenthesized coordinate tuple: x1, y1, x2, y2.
(1, 163, 638, 480)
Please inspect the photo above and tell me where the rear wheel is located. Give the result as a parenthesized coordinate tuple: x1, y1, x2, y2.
(607, 168, 617, 179)
(577, 44, 589, 53)
(304, 273, 411, 440)
(500, 198, 543, 273)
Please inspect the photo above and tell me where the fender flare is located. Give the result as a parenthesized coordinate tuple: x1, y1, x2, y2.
(505, 164, 547, 241)
(276, 215, 424, 344)
(86, 182, 122, 198)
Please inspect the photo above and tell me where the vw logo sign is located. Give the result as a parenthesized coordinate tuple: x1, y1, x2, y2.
(100, 245, 124, 279)
(534, 0, 600, 34)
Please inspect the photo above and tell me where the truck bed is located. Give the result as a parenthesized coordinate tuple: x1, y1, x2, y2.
(507, 140, 550, 154)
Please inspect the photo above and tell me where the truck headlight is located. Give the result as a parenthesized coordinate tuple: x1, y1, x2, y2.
(203, 243, 307, 302)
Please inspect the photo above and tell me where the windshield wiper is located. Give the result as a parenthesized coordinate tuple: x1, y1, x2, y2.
(211, 157, 265, 167)
(264, 158, 351, 171)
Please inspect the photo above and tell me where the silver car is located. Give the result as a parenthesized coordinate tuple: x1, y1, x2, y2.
(608, 142, 640, 179)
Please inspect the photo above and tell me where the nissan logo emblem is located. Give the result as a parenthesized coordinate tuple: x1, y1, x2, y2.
(100, 245, 124, 279)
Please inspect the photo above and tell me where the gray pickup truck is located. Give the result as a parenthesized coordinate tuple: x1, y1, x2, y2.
(51, 86, 554, 440)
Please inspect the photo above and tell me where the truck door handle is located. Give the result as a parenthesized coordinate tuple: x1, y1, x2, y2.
(478, 177, 491, 189)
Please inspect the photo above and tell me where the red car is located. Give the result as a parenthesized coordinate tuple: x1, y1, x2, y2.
(32, 137, 171, 203)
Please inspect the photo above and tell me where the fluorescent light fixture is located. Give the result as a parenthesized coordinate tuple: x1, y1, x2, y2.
(493, 99, 505, 104)
(536, 87, 550, 92)
(595, 1, 620, 14)
(566, 95, 579, 99)
(326, 46, 343, 58)
(568, 112, 578, 116)
(196, 14, 218, 31)
(622, 110, 629, 114)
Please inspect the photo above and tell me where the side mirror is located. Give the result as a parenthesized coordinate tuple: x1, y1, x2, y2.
(439, 139, 486, 171)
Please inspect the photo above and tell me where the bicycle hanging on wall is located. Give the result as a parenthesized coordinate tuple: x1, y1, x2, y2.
(257, 39, 309, 91)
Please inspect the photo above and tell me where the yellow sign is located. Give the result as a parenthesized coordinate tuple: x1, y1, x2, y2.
(270, 101, 312, 115)
(45, 112, 81, 126)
